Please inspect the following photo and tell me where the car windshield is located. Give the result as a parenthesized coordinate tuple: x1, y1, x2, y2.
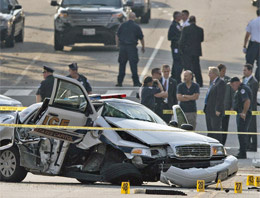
(102, 101, 167, 125)
(62, 0, 121, 8)
(0, 0, 9, 13)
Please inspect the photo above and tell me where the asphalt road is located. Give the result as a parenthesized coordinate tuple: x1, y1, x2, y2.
(0, 0, 260, 197)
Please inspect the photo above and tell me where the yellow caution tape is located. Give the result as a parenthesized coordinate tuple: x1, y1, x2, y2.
(1, 106, 260, 116)
(0, 106, 27, 111)
(0, 123, 259, 135)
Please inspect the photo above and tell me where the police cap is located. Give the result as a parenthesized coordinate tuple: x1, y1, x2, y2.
(43, 65, 54, 73)
(230, 77, 240, 83)
(68, 62, 78, 70)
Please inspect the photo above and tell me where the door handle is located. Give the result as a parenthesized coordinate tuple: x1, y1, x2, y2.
(48, 113, 58, 117)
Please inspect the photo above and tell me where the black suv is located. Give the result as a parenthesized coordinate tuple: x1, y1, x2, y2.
(131, 0, 151, 23)
(252, 0, 260, 7)
(51, 0, 133, 51)
(0, 0, 25, 47)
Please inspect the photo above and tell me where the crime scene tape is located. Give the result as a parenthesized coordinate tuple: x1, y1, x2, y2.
(0, 123, 259, 135)
(2, 106, 260, 116)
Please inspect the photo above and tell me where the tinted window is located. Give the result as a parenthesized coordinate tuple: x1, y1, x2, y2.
(62, 0, 121, 8)
(102, 101, 167, 125)
(0, 0, 10, 12)
(53, 80, 88, 113)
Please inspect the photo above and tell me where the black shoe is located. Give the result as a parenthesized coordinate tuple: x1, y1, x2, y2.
(236, 152, 247, 159)
(133, 82, 142, 87)
(115, 83, 122, 87)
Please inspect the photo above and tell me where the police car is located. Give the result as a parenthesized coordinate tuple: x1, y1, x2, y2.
(0, 75, 238, 187)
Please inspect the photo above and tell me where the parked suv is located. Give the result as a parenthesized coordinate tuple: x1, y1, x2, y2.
(0, 0, 25, 47)
(131, 0, 151, 23)
(51, 0, 133, 51)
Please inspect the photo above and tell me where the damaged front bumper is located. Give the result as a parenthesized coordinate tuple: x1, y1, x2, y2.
(160, 155, 238, 187)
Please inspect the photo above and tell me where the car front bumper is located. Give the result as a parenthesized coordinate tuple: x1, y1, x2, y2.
(160, 155, 238, 187)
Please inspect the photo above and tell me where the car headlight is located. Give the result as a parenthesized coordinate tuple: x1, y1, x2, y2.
(211, 145, 226, 156)
(131, 148, 151, 157)
(110, 13, 123, 22)
(58, 12, 68, 18)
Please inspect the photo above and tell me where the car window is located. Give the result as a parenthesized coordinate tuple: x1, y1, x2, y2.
(102, 101, 167, 125)
(53, 79, 88, 113)
(62, 0, 121, 8)
(174, 107, 188, 127)
(0, 0, 10, 12)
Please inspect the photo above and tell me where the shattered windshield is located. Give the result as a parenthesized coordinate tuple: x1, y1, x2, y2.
(102, 101, 166, 125)
(61, 0, 121, 7)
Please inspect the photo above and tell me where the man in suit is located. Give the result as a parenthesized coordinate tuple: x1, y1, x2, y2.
(179, 16, 204, 87)
(160, 64, 178, 123)
(243, 64, 259, 151)
(204, 67, 226, 144)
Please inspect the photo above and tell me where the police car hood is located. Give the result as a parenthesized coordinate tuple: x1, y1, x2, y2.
(105, 117, 219, 146)
(0, 95, 22, 106)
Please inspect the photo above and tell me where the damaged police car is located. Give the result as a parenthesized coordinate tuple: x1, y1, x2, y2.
(0, 75, 238, 187)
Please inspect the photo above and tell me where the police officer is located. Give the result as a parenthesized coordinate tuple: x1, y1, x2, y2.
(36, 66, 55, 102)
(230, 77, 252, 159)
(67, 63, 92, 94)
(116, 12, 145, 87)
(243, 8, 260, 81)
(168, 11, 182, 84)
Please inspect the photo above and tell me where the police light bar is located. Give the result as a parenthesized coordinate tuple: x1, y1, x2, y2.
(100, 93, 127, 99)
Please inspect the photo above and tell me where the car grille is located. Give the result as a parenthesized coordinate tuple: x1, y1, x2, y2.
(175, 144, 211, 159)
(69, 13, 112, 26)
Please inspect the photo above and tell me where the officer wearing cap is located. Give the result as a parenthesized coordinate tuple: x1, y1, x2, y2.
(36, 66, 55, 102)
(230, 77, 252, 159)
(67, 63, 92, 94)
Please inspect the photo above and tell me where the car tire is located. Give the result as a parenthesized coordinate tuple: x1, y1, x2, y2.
(102, 163, 143, 186)
(54, 31, 64, 51)
(140, 9, 151, 24)
(0, 147, 27, 182)
(5, 31, 15, 48)
(15, 22, 24, 42)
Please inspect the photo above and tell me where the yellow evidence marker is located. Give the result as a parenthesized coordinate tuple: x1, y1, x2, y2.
(246, 175, 254, 186)
(234, 182, 242, 193)
(254, 176, 260, 187)
(197, 180, 205, 192)
(216, 179, 223, 191)
(121, 182, 130, 194)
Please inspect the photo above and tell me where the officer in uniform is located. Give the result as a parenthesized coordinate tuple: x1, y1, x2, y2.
(116, 12, 145, 87)
(67, 63, 92, 94)
(230, 77, 252, 159)
(36, 66, 55, 102)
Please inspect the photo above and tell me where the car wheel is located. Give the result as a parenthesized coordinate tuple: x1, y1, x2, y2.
(5, 32, 15, 48)
(54, 31, 64, 51)
(0, 147, 27, 182)
(140, 9, 150, 24)
(15, 23, 24, 42)
(102, 163, 143, 186)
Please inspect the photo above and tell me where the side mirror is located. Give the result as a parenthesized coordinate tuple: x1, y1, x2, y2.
(180, 124, 194, 131)
(51, 1, 59, 6)
(14, 5, 22, 10)
(124, 1, 134, 7)
(169, 120, 178, 127)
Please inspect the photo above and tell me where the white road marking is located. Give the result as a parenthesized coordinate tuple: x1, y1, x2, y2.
(139, 36, 164, 82)
(4, 89, 33, 96)
(163, 10, 168, 13)
(14, 55, 41, 86)
(105, 90, 133, 97)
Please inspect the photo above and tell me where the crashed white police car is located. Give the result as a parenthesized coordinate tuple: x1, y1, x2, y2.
(0, 75, 238, 187)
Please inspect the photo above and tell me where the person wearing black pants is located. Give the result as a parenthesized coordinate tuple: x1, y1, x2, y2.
(230, 77, 253, 159)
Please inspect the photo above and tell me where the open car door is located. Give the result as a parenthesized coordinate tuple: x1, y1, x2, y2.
(32, 75, 97, 143)
(172, 105, 189, 128)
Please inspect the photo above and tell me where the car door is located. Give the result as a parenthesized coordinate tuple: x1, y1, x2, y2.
(172, 105, 188, 128)
(33, 75, 98, 143)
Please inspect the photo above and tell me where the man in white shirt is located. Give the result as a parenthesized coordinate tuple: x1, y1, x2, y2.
(181, 10, 190, 28)
(243, 8, 260, 81)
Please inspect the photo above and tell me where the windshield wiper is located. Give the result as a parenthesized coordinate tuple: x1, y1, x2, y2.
(90, 3, 107, 6)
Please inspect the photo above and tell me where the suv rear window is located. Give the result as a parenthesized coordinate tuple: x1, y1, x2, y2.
(62, 0, 121, 8)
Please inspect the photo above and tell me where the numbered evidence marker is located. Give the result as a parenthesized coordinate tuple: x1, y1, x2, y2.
(234, 182, 242, 193)
(121, 182, 130, 194)
(254, 176, 260, 187)
(197, 180, 205, 192)
(246, 175, 254, 186)
(216, 179, 223, 191)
